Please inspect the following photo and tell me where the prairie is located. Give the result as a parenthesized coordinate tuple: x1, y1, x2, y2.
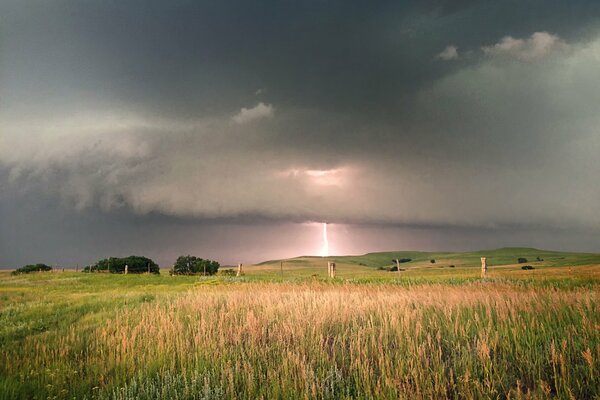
(1, 248, 599, 399)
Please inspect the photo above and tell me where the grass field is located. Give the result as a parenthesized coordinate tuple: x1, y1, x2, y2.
(1, 248, 599, 399)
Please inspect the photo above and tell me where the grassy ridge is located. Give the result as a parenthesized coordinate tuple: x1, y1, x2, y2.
(259, 247, 600, 268)
(251, 248, 600, 282)
(0, 248, 599, 399)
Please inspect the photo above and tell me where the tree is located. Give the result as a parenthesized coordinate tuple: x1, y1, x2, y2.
(518, 258, 528, 264)
(12, 263, 52, 275)
(172, 255, 220, 275)
(86, 256, 159, 274)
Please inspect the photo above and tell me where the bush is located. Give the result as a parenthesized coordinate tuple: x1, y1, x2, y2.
(381, 266, 405, 272)
(172, 255, 220, 275)
(521, 265, 535, 270)
(518, 258, 528, 264)
(430, 259, 436, 264)
(449, 265, 455, 268)
(218, 269, 236, 276)
(87, 256, 159, 274)
(12, 263, 52, 275)
(536, 256, 544, 261)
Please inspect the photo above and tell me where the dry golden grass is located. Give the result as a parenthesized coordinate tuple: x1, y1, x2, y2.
(2, 278, 598, 399)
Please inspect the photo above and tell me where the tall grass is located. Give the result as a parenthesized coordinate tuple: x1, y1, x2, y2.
(1, 279, 598, 399)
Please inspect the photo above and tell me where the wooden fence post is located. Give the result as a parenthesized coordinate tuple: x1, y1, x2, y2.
(481, 257, 487, 278)
(328, 262, 336, 278)
(237, 263, 243, 277)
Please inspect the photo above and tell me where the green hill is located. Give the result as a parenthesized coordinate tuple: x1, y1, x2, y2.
(251, 247, 600, 280)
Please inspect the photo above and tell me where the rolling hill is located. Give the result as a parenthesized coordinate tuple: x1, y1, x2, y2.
(251, 247, 600, 280)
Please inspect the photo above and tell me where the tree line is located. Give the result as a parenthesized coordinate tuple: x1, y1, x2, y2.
(12, 255, 221, 276)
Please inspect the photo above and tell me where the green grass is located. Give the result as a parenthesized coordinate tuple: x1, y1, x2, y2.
(1, 248, 599, 399)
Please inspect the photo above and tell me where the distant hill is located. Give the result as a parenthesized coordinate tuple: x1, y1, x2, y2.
(252, 248, 600, 279)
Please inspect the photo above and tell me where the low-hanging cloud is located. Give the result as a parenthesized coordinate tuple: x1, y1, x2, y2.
(437, 45, 459, 61)
(232, 102, 274, 124)
(481, 31, 569, 61)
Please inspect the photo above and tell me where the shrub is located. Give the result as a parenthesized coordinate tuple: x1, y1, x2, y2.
(536, 256, 544, 261)
(88, 256, 159, 274)
(382, 266, 405, 272)
(218, 269, 236, 276)
(521, 265, 535, 270)
(172, 255, 220, 276)
(449, 265, 455, 268)
(12, 263, 52, 275)
(518, 258, 528, 264)
(430, 259, 436, 264)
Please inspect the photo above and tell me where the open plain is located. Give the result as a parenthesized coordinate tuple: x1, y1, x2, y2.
(1, 248, 599, 399)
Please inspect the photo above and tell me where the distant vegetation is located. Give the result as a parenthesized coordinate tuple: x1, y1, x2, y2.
(378, 266, 405, 272)
(518, 257, 528, 263)
(171, 255, 220, 275)
(83, 256, 159, 274)
(521, 265, 535, 270)
(218, 268, 236, 276)
(11, 263, 52, 275)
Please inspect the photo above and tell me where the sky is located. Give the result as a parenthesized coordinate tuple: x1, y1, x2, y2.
(2, 0, 600, 267)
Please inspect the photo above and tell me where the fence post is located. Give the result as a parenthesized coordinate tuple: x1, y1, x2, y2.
(237, 263, 243, 277)
(328, 262, 336, 278)
(481, 257, 487, 278)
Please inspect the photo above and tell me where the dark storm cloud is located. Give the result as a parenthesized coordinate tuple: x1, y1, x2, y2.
(4, 0, 598, 115)
(2, 0, 600, 266)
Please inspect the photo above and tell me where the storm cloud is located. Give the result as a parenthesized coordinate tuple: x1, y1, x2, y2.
(2, 0, 600, 266)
